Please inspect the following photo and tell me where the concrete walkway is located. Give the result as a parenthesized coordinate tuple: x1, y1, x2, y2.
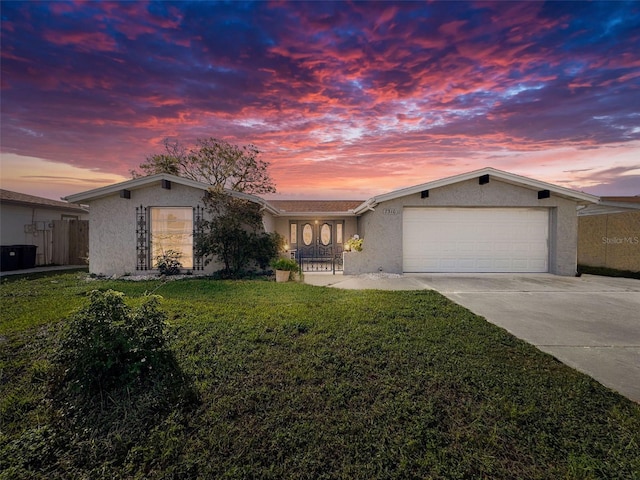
(304, 272, 640, 403)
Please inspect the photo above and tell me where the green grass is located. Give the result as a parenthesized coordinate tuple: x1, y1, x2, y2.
(1, 273, 639, 479)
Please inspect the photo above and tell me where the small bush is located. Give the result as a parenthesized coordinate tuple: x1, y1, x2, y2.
(155, 250, 183, 275)
(52, 289, 169, 397)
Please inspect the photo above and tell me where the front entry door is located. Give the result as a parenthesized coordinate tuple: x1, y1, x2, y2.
(293, 220, 344, 272)
(298, 221, 334, 258)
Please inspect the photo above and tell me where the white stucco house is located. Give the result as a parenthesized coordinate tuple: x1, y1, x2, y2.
(64, 168, 599, 277)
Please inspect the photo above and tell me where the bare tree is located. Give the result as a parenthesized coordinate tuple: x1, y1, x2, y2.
(133, 137, 275, 194)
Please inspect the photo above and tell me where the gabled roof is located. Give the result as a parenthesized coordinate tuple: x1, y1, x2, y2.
(268, 200, 363, 216)
(62, 168, 603, 219)
(1, 189, 88, 214)
(63, 173, 280, 215)
(353, 167, 599, 214)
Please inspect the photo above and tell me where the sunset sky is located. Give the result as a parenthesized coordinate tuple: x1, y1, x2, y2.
(1, 1, 639, 201)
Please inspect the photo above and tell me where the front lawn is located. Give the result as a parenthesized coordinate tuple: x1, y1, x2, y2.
(1, 273, 639, 479)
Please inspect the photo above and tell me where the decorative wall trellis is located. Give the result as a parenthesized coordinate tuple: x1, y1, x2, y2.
(193, 205, 204, 271)
(136, 205, 148, 271)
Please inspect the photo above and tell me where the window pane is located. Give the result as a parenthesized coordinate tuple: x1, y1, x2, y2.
(336, 223, 343, 244)
(320, 223, 331, 245)
(151, 207, 193, 268)
(290, 223, 297, 244)
(302, 224, 313, 246)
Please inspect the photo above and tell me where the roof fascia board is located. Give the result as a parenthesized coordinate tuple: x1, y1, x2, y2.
(484, 169, 599, 203)
(63, 173, 279, 214)
(354, 168, 598, 212)
(578, 205, 640, 216)
(352, 199, 375, 215)
(222, 189, 280, 215)
(63, 174, 206, 203)
(1, 199, 88, 213)
(272, 211, 358, 218)
(596, 201, 640, 210)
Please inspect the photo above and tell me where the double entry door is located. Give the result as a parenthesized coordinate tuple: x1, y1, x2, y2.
(291, 220, 344, 259)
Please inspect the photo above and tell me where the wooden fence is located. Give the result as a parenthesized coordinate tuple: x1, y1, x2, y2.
(578, 211, 640, 272)
(51, 220, 89, 265)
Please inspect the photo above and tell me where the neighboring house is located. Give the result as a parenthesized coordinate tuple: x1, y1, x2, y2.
(0, 189, 89, 268)
(578, 196, 640, 272)
(64, 168, 600, 277)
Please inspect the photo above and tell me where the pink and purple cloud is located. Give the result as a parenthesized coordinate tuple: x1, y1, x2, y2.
(1, 1, 639, 199)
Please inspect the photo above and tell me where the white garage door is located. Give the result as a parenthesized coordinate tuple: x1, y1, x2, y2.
(403, 208, 549, 273)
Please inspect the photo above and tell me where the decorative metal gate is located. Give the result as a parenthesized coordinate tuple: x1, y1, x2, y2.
(297, 251, 343, 273)
(293, 220, 343, 274)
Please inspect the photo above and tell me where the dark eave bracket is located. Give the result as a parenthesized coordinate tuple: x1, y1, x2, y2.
(538, 189, 551, 199)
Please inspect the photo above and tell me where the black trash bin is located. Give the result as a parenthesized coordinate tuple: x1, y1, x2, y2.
(1, 246, 21, 271)
(13, 245, 38, 269)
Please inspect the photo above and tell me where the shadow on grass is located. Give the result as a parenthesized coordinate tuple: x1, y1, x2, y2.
(3, 348, 199, 479)
(0, 267, 88, 283)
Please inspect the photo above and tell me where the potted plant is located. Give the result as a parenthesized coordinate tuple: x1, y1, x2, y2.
(271, 257, 299, 282)
(344, 235, 363, 252)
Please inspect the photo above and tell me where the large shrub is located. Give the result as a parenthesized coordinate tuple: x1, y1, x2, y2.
(196, 190, 283, 277)
(41, 289, 198, 477)
(53, 289, 169, 397)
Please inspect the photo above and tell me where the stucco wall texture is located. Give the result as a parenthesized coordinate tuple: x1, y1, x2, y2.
(578, 211, 640, 272)
(345, 178, 580, 276)
(88, 183, 221, 276)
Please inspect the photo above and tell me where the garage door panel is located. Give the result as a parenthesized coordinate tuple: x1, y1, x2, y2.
(403, 208, 549, 273)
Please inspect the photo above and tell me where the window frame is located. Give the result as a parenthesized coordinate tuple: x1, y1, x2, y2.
(149, 206, 194, 269)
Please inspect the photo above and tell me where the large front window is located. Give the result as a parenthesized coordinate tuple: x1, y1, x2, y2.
(150, 207, 193, 268)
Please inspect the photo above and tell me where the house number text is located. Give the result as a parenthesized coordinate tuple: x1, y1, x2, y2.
(383, 208, 398, 215)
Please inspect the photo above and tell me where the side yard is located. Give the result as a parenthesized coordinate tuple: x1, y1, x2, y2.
(1, 273, 639, 479)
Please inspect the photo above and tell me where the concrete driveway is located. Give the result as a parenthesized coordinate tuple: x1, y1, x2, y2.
(305, 273, 640, 402)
